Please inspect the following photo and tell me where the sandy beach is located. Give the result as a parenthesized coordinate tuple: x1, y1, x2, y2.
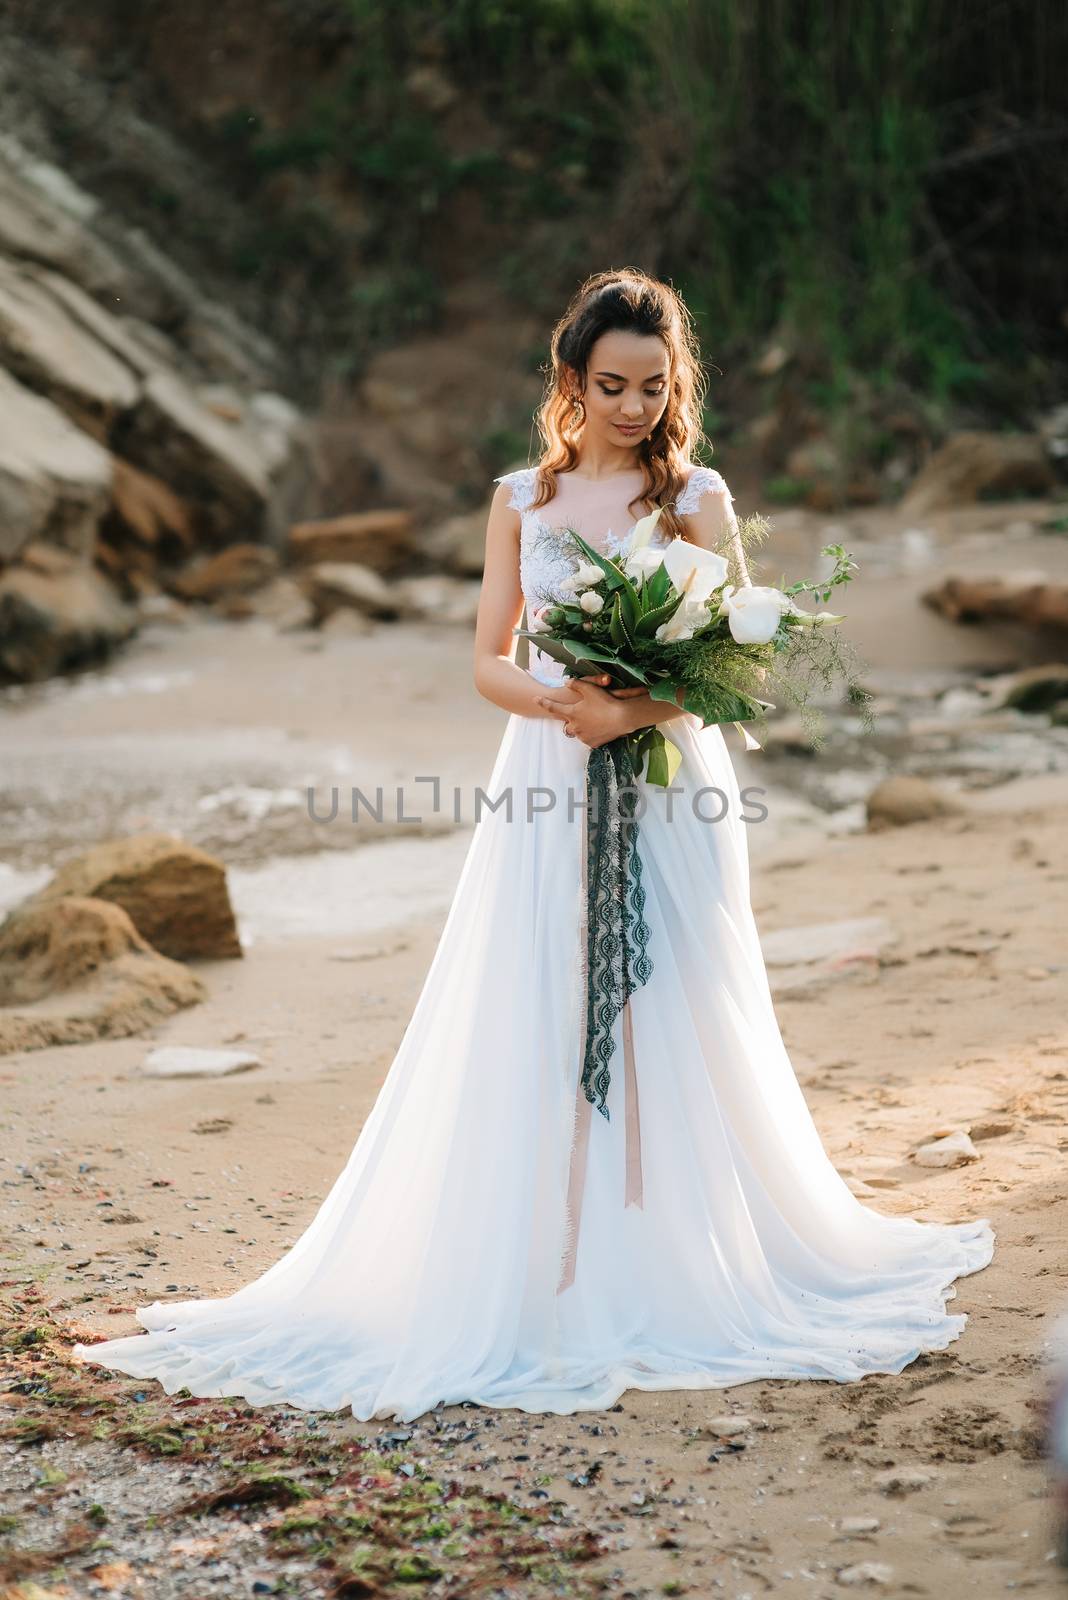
(3, 495, 1068, 1595)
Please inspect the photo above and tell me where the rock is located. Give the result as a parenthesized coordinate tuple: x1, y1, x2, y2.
(865, 775, 964, 831)
(141, 1046, 261, 1079)
(29, 267, 165, 379)
(115, 368, 270, 541)
(27, 833, 242, 961)
(989, 663, 1068, 713)
(902, 430, 1056, 516)
(424, 509, 487, 577)
(923, 574, 1068, 634)
(0, 257, 139, 440)
(969, 1120, 1014, 1141)
(836, 1563, 894, 1587)
(0, 896, 204, 1056)
(0, 557, 137, 683)
(837, 1517, 881, 1536)
(0, 366, 113, 563)
(108, 456, 196, 556)
(763, 917, 898, 971)
(0, 137, 130, 300)
(912, 1130, 980, 1168)
(394, 573, 482, 624)
(872, 1466, 934, 1494)
(171, 543, 280, 602)
(301, 561, 399, 624)
(705, 1416, 751, 1437)
(240, 575, 316, 631)
(319, 608, 375, 638)
(287, 510, 415, 576)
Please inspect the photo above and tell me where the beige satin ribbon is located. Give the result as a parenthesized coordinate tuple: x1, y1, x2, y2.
(557, 809, 645, 1297)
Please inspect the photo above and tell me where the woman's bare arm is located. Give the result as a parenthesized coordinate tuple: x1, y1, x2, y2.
(472, 483, 564, 719)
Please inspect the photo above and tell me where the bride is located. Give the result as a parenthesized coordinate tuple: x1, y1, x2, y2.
(74, 268, 995, 1422)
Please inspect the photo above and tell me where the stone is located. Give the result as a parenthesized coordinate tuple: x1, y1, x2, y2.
(704, 1416, 751, 1436)
(0, 257, 139, 440)
(837, 1517, 881, 1536)
(301, 561, 399, 623)
(990, 663, 1068, 713)
(922, 574, 1068, 633)
(0, 366, 113, 563)
(109, 456, 196, 555)
(865, 775, 964, 831)
(0, 559, 136, 683)
(141, 1046, 261, 1079)
(836, 1563, 894, 1587)
(424, 508, 487, 577)
(912, 1131, 980, 1168)
(902, 430, 1056, 515)
(0, 896, 204, 1056)
(394, 573, 482, 624)
(171, 543, 280, 602)
(287, 509, 415, 575)
(27, 833, 242, 961)
(116, 368, 270, 540)
(872, 1466, 934, 1494)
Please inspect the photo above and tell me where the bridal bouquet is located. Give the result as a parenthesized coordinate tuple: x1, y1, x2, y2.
(516, 503, 866, 787)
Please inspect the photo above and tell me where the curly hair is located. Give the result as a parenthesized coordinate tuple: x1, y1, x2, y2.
(529, 267, 712, 542)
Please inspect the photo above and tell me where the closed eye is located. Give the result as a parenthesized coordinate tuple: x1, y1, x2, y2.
(599, 385, 666, 397)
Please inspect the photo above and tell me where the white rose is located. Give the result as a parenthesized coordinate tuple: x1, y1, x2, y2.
(579, 590, 604, 614)
(719, 584, 794, 644)
(661, 538, 730, 603)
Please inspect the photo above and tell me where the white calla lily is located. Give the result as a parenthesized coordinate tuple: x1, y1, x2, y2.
(628, 503, 667, 553)
(661, 538, 730, 603)
(719, 584, 795, 644)
(623, 546, 667, 583)
(655, 600, 712, 644)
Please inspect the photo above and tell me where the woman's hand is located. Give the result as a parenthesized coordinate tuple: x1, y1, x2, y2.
(536, 675, 647, 748)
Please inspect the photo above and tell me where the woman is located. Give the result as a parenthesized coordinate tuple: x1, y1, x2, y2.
(74, 268, 995, 1422)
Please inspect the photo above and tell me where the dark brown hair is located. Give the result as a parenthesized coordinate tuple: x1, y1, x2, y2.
(530, 267, 711, 541)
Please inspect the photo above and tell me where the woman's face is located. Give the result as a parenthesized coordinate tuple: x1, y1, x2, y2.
(565, 330, 670, 450)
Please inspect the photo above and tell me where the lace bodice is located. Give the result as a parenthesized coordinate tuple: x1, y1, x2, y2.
(494, 463, 734, 685)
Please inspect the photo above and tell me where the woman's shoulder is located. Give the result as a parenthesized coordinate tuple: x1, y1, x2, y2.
(676, 462, 730, 515)
(493, 465, 540, 512)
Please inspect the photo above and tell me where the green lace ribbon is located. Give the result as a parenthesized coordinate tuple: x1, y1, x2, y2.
(581, 736, 654, 1120)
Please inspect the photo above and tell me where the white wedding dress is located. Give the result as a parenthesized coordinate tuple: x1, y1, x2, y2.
(73, 462, 996, 1422)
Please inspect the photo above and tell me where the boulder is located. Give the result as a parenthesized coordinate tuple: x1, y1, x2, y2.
(0, 138, 131, 300)
(115, 368, 270, 541)
(923, 574, 1068, 634)
(300, 561, 399, 623)
(0, 896, 204, 1056)
(238, 574, 315, 630)
(989, 663, 1068, 713)
(0, 366, 113, 563)
(902, 431, 1056, 516)
(106, 455, 197, 557)
(287, 509, 415, 575)
(0, 257, 139, 441)
(424, 508, 487, 577)
(31, 266, 165, 379)
(27, 833, 242, 961)
(865, 775, 964, 831)
(394, 573, 482, 624)
(171, 543, 280, 602)
(0, 555, 136, 683)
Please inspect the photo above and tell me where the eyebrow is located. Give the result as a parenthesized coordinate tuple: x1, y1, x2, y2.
(593, 370, 667, 382)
